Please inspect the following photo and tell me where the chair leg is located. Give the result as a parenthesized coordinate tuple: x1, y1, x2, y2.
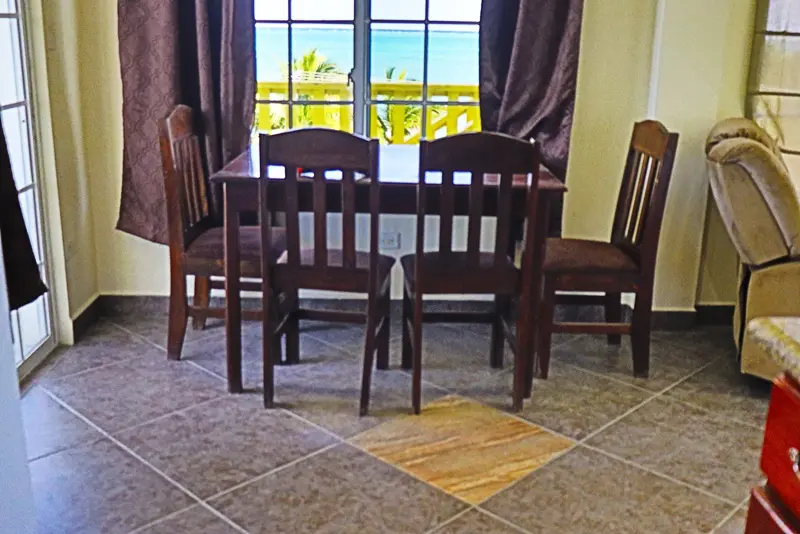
(512, 301, 531, 412)
(631, 291, 652, 378)
(412, 292, 424, 415)
(284, 290, 300, 365)
(537, 277, 557, 380)
(167, 270, 189, 360)
(401, 288, 413, 371)
(192, 275, 211, 330)
(377, 287, 391, 370)
(263, 309, 276, 409)
(490, 295, 508, 369)
(360, 293, 380, 416)
(604, 292, 622, 345)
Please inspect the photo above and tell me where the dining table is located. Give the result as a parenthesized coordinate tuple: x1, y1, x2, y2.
(210, 144, 567, 399)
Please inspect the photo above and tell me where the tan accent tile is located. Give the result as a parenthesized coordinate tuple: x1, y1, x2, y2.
(350, 396, 573, 504)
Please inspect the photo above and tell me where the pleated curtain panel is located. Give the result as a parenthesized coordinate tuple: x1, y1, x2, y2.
(479, 0, 584, 235)
(117, 0, 255, 244)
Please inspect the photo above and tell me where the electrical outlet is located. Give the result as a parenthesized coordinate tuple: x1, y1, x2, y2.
(379, 231, 401, 250)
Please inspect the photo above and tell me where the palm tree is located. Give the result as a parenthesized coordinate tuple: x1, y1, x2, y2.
(284, 48, 343, 127)
(376, 67, 422, 144)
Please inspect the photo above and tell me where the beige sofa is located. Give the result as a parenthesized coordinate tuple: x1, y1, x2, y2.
(705, 117, 800, 380)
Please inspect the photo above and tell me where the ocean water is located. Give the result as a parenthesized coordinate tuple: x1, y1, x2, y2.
(256, 26, 479, 85)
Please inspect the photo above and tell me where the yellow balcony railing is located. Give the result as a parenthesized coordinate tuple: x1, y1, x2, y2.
(255, 75, 480, 144)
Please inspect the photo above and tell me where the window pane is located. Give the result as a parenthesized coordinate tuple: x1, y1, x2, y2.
(0, 0, 16, 14)
(750, 94, 800, 150)
(1, 106, 33, 190)
(425, 104, 480, 139)
(429, 0, 480, 22)
(291, 24, 353, 101)
(256, 23, 289, 97)
(371, 0, 425, 21)
(427, 24, 479, 94)
(255, 0, 288, 21)
(256, 103, 289, 133)
(0, 18, 25, 106)
(291, 0, 354, 21)
(758, 0, 800, 33)
(292, 103, 353, 131)
(18, 189, 42, 264)
(18, 294, 49, 356)
(370, 103, 421, 144)
(751, 35, 800, 94)
(371, 23, 423, 100)
(10, 309, 22, 365)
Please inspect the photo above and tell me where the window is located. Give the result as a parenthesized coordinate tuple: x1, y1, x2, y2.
(1, 0, 54, 373)
(748, 0, 800, 175)
(254, 0, 481, 144)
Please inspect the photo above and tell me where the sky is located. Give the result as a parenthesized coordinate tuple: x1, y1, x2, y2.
(255, 0, 481, 23)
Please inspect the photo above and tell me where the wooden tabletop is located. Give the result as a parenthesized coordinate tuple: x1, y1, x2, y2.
(211, 144, 566, 192)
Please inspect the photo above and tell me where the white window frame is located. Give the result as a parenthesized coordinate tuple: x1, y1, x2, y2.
(254, 0, 480, 139)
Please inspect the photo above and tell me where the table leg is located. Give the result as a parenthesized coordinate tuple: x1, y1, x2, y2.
(525, 193, 551, 398)
(224, 185, 243, 393)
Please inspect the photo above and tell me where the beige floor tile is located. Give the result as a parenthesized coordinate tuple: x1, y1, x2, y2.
(30, 439, 194, 534)
(209, 444, 467, 534)
(482, 447, 733, 534)
(431, 509, 526, 533)
(713, 506, 747, 533)
(135, 505, 242, 534)
(586, 397, 763, 503)
(350, 396, 573, 504)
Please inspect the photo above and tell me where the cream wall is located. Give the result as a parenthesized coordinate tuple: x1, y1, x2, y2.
(45, 0, 756, 311)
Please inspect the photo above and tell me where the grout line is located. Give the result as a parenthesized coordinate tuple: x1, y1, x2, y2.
(581, 443, 740, 507)
(126, 503, 198, 534)
(38, 387, 251, 534)
(279, 408, 347, 443)
(658, 394, 767, 431)
(183, 360, 231, 383)
(474, 507, 539, 534)
(38, 358, 131, 384)
(422, 507, 476, 534)
(201, 443, 340, 503)
(111, 394, 230, 437)
(109, 320, 169, 352)
(709, 497, 749, 533)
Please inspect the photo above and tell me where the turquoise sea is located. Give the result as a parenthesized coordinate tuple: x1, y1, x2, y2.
(256, 26, 479, 85)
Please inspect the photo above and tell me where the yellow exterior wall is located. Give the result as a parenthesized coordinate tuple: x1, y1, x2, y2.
(37, 0, 757, 310)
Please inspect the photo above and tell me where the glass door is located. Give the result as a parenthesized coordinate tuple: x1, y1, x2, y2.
(1, 0, 55, 377)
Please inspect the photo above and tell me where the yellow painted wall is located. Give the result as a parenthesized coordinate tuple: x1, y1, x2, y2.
(40, 0, 756, 311)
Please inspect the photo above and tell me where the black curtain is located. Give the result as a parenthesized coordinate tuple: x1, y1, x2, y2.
(0, 116, 47, 311)
(480, 0, 584, 236)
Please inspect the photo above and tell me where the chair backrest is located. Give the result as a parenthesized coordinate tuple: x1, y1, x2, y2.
(610, 120, 679, 271)
(259, 128, 380, 276)
(158, 105, 214, 252)
(705, 117, 800, 265)
(416, 132, 541, 271)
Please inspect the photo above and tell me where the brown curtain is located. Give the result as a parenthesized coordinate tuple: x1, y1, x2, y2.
(117, 0, 255, 244)
(0, 117, 47, 311)
(480, 0, 584, 235)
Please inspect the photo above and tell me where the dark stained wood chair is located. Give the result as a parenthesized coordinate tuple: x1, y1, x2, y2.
(400, 132, 542, 413)
(257, 128, 393, 415)
(158, 105, 287, 389)
(536, 120, 679, 381)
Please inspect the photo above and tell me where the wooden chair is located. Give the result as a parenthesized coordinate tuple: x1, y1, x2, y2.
(536, 120, 679, 380)
(400, 132, 542, 413)
(158, 105, 287, 391)
(257, 128, 393, 415)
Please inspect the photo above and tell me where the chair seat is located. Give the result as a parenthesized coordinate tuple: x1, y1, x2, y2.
(184, 227, 287, 276)
(275, 249, 396, 293)
(544, 238, 638, 274)
(401, 252, 519, 294)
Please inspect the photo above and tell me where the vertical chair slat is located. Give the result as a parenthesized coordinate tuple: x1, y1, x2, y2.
(342, 169, 356, 269)
(190, 135, 209, 218)
(439, 168, 455, 253)
(312, 168, 328, 267)
(494, 172, 513, 266)
(466, 170, 484, 266)
(284, 164, 301, 267)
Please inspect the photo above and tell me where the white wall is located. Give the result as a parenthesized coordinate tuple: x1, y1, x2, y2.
(0, 242, 36, 533)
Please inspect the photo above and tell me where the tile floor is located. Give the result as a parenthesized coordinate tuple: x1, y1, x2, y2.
(22, 312, 770, 534)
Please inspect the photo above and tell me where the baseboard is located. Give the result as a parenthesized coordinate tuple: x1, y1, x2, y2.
(71, 296, 103, 341)
(695, 305, 735, 326)
(93, 295, 731, 331)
